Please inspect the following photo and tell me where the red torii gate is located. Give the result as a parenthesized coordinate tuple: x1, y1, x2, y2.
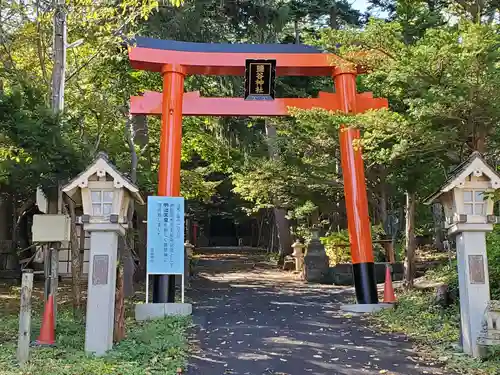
(129, 37, 388, 305)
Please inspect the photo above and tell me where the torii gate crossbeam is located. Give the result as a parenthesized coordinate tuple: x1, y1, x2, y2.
(129, 37, 388, 306)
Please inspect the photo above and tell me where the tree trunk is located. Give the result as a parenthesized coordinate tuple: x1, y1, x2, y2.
(113, 262, 125, 343)
(474, 129, 487, 153)
(256, 210, 265, 247)
(379, 184, 388, 229)
(404, 191, 417, 288)
(265, 120, 292, 266)
(432, 202, 444, 251)
(329, 4, 338, 30)
(274, 208, 292, 264)
(134, 205, 148, 282)
(63, 194, 82, 317)
(78, 224, 85, 280)
(294, 18, 300, 44)
(123, 113, 145, 297)
(0, 195, 10, 241)
(131, 113, 149, 282)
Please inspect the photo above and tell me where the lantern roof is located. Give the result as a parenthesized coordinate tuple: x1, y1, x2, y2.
(425, 152, 500, 205)
(62, 152, 144, 205)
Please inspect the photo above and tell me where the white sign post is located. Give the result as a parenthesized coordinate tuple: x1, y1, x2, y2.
(135, 196, 192, 321)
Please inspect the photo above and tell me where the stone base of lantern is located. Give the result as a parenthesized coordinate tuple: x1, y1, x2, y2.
(477, 300, 500, 360)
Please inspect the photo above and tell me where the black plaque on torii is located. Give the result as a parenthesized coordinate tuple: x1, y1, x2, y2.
(244, 59, 276, 101)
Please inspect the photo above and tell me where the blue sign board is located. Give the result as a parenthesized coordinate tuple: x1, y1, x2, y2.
(147, 196, 185, 275)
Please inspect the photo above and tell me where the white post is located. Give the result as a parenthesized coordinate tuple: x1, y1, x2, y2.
(84, 223, 124, 356)
(17, 269, 33, 366)
(452, 224, 491, 357)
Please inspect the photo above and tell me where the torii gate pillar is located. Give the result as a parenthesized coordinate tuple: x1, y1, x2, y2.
(154, 64, 186, 303)
(334, 68, 377, 304)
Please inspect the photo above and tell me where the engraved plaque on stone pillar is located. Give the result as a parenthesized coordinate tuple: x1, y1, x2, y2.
(469, 255, 485, 284)
(92, 255, 109, 286)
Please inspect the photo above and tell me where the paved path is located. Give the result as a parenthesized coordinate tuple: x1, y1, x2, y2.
(187, 250, 452, 375)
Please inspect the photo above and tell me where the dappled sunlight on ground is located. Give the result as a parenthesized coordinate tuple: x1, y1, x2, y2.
(186, 250, 454, 375)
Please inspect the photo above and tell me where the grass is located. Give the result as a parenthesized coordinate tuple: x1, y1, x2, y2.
(372, 275, 500, 375)
(0, 281, 191, 375)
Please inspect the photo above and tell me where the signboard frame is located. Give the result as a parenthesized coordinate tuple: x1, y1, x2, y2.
(146, 196, 186, 303)
(244, 59, 276, 101)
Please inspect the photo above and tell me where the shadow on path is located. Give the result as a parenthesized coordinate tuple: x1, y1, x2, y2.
(186, 250, 452, 375)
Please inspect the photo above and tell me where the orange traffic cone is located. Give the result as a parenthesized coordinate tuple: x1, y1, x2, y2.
(34, 294, 55, 346)
(383, 264, 396, 303)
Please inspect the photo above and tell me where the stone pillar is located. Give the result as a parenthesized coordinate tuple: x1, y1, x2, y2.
(84, 223, 124, 356)
(303, 230, 329, 283)
(452, 223, 491, 357)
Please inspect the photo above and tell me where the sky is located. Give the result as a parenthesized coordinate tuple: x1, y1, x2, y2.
(352, 0, 371, 12)
(352, 0, 389, 18)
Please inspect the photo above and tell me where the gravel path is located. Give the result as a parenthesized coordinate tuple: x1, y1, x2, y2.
(186, 250, 452, 375)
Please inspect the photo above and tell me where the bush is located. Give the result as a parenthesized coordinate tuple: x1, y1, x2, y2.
(321, 225, 387, 265)
(0, 284, 190, 375)
(373, 265, 500, 375)
(376, 289, 460, 346)
(321, 229, 351, 265)
(425, 262, 459, 296)
(486, 225, 500, 299)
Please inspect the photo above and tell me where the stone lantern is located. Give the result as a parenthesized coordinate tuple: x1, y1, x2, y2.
(62, 152, 144, 356)
(303, 228, 329, 282)
(291, 240, 305, 272)
(425, 151, 500, 357)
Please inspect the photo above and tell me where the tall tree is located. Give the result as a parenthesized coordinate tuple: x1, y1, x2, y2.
(318, 9, 500, 285)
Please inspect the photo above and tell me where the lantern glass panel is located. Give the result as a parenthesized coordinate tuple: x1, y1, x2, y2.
(463, 189, 486, 215)
(103, 191, 113, 203)
(464, 204, 473, 215)
(475, 191, 484, 202)
(103, 203, 113, 215)
(92, 204, 102, 216)
(475, 204, 486, 215)
(90, 189, 114, 216)
(464, 191, 473, 202)
(91, 191, 101, 203)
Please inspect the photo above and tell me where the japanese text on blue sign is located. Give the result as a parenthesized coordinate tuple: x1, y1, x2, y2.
(147, 196, 185, 275)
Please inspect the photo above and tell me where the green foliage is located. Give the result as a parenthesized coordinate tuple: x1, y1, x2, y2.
(0, 288, 190, 375)
(376, 289, 460, 345)
(321, 224, 388, 265)
(425, 262, 459, 295)
(0, 85, 87, 199)
(322, 19, 500, 161)
(233, 110, 348, 214)
(374, 263, 500, 375)
(321, 229, 351, 265)
(486, 225, 500, 300)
